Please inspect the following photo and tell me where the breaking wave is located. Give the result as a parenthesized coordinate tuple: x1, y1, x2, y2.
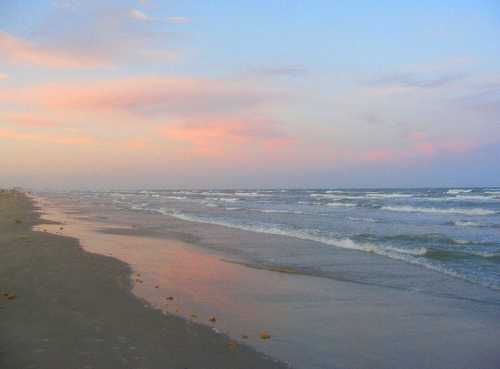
(382, 205, 497, 216)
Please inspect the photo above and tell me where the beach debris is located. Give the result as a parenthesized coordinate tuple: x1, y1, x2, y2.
(259, 330, 271, 340)
(59, 227, 64, 230)
(14, 219, 22, 224)
(241, 335, 248, 339)
(208, 316, 217, 323)
(227, 340, 237, 350)
(166, 296, 174, 300)
(2, 293, 16, 300)
(190, 314, 198, 319)
(155, 285, 159, 288)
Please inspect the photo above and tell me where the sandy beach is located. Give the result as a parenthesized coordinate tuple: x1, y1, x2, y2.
(0, 191, 287, 369)
(20, 192, 500, 369)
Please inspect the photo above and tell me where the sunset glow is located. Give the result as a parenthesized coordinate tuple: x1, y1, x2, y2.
(1, 1, 499, 188)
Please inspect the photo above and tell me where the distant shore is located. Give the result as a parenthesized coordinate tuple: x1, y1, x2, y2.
(0, 191, 286, 369)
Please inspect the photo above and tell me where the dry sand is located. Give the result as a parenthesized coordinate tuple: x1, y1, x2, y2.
(0, 191, 287, 369)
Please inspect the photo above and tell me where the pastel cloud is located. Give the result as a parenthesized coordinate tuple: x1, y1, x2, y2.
(162, 118, 293, 155)
(166, 17, 191, 25)
(130, 9, 150, 21)
(1, 113, 59, 127)
(0, 74, 293, 160)
(2, 76, 283, 117)
(0, 127, 97, 146)
(368, 72, 464, 90)
(129, 9, 191, 25)
(0, 31, 109, 68)
(251, 65, 308, 77)
(359, 139, 475, 164)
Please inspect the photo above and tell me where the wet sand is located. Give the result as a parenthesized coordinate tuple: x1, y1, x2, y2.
(32, 194, 500, 369)
(0, 191, 287, 369)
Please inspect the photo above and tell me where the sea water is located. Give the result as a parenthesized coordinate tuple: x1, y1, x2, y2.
(44, 188, 500, 290)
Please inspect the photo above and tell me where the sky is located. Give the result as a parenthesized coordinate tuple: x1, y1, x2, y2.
(0, 0, 499, 189)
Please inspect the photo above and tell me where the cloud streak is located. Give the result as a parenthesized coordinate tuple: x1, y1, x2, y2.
(130, 9, 150, 21)
(0, 31, 109, 68)
(162, 118, 293, 155)
(166, 16, 191, 25)
(250, 65, 308, 77)
(1, 76, 284, 117)
(366, 72, 465, 91)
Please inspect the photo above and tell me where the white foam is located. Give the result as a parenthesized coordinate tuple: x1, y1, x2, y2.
(447, 189, 472, 194)
(424, 195, 497, 202)
(166, 196, 188, 200)
(235, 192, 267, 197)
(470, 251, 499, 258)
(455, 195, 498, 201)
(382, 205, 496, 216)
(172, 190, 196, 195)
(255, 209, 305, 214)
(366, 193, 413, 198)
(326, 202, 357, 208)
(453, 220, 482, 227)
(485, 191, 500, 195)
(159, 210, 427, 259)
(310, 194, 362, 200)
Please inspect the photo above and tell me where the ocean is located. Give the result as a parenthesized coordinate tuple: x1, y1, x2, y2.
(44, 187, 500, 291)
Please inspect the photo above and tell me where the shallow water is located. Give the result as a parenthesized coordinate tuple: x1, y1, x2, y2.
(40, 188, 500, 290)
(33, 197, 500, 369)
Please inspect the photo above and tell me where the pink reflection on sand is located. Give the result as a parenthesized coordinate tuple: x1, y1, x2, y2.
(33, 197, 289, 347)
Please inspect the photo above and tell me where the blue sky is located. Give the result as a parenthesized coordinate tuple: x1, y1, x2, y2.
(0, 0, 499, 188)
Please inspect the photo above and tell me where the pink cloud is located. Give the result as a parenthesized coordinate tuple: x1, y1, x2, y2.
(1, 76, 281, 117)
(162, 118, 293, 155)
(2, 114, 59, 127)
(130, 9, 150, 21)
(359, 138, 476, 164)
(408, 131, 426, 141)
(0, 127, 97, 146)
(361, 148, 398, 162)
(0, 31, 109, 68)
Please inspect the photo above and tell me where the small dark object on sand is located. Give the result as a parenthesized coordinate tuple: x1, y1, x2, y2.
(60, 227, 64, 230)
(2, 293, 17, 300)
(155, 285, 159, 288)
(166, 296, 174, 300)
(260, 330, 271, 340)
(15, 219, 22, 224)
(241, 335, 248, 339)
(208, 316, 216, 323)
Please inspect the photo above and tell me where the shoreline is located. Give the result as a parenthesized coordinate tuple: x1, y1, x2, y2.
(0, 191, 288, 369)
(31, 193, 500, 369)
